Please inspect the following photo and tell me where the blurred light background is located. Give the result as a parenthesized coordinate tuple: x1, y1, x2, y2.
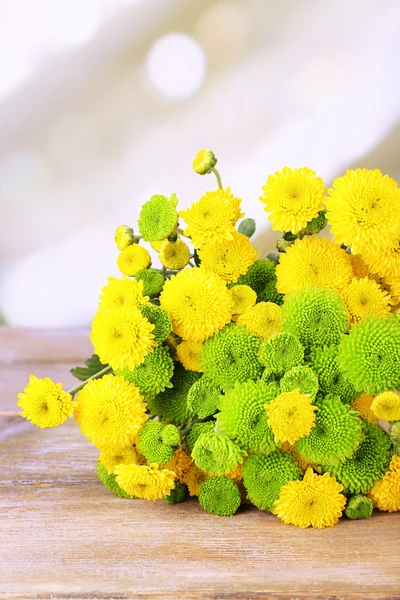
(0, 0, 399, 327)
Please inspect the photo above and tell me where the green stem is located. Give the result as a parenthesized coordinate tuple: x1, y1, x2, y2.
(68, 365, 112, 398)
(179, 417, 210, 437)
(211, 167, 223, 189)
(177, 228, 191, 240)
(188, 260, 195, 268)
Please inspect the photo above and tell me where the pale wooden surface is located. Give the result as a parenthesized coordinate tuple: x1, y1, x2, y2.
(1, 327, 400, 600)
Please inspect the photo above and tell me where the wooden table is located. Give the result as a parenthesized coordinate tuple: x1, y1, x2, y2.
(1, 327, 399, 599)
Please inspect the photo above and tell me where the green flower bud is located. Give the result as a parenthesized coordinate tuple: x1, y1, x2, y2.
(389, 420, 400, 444)
(345, 494, 373, 520)
(276, 233, 298, 253)
(192, 149, 217, 175)
(115, 225, 134, 250)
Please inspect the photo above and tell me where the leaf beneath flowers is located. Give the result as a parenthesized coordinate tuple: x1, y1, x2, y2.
(71, 354, 109, 381)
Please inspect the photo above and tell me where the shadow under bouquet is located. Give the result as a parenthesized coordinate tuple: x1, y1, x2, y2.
(17, 150, 400, 528)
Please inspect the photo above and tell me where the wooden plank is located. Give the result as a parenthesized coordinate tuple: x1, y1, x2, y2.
(0, 362, 85, 412)
(1, 414, 400, 599)
(0, 326, 92, 364)
(0, 327, 92, 412)
(1, 328, 400, 599)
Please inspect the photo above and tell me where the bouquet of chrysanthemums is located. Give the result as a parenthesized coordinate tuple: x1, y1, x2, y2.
(17, 150, 400, 528)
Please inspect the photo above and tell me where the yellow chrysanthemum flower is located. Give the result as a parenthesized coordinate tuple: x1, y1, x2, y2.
(75, 374, 147, 450)
(228, 285, 257, 316)
(369, 455, 400, 512)
(281, 442, 317, 473)
(374, 274, 400, 308)
(361, 239, 400, 279)
(349, 253, 370, 279)
(17, 375, 74, 428)
(162, 447, 193, 482)
(265, 389, 317, 445)
(350, 255, 400, 308)
(99, 277, 148, 312)
(224, 464, 243, 483)
(178, 188, 244, 248)
(371, 392, 400, 422)
(99, 446, 140, 474)
(176, 340, 203, 372)
(326, 169, 400, 255)
(90, 306, 156, 371)
(273, 468, 346, 528)
(115, 462, 176, 501)
(351, 393, 377, 425)
(159, 267, 233, 342)
(117, 244, 151, 276)
(198, 232, 258, 284)
(115, 225, 134, 250)
(162, 332, 179, 359)
(236, 301, 282, 340)
(159, 238, 190, 270)
(181, 462, 210, 496)
(276, 237, 353, 295)
(150, 239, 164, 252)
(259, 166, 325, 234)
(341, 277, 391, 324)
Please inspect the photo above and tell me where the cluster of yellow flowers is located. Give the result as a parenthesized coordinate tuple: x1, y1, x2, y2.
(17, 149, 400, 527)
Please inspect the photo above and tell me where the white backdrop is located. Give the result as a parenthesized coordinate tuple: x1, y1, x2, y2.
(0, 0, 399, 326)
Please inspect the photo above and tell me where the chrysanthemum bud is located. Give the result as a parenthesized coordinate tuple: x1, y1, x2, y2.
(192, 149, 217, 175)
(276, 233, 298, 253)
(389, 420, 400, 444)
(115, 225, 134, 250)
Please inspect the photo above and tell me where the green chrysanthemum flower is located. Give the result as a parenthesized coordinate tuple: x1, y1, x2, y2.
(138, 194, 178, 241)
(192, 432, 247, 475)
(215, 380, 279, 453)
(139, 303, 172, 344)
(147, 364, 201, 425)
(165, 480, 188, 505)
(199, 476, 241, 516)
(199, 324, 262, 392)
(135, 269, 165, 298)
(337, 315, 400, 394)
(295, 395, 362, 465)
(116, 346, 174, 399)
(233, 259, 284, 305)
(323, 420, 392, 494)
(242, 450, 301, 511)
(345, 494, 373, 520)
(97, 459, 135, 498)
(301, 210, 327, 236)
(258, 332, 304, 375)
(187, 421, 215, 451)
(187, 376, 220, 419)
(282, 288, 348, 350)
(138, 421, 180, 464)
(309, 345, 357, 404)
(280, 365, 319, 399)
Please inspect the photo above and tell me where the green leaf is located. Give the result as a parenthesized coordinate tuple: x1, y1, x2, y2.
(238, 218, 256, 238)
(194, 249, 201, 267)
(71, 354, 109, 382)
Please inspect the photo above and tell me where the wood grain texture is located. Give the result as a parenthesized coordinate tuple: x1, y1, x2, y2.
(1, 328, 400, 599)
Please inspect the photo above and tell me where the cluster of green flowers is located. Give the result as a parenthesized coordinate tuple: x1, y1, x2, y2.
(17, 150, 400, 528)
